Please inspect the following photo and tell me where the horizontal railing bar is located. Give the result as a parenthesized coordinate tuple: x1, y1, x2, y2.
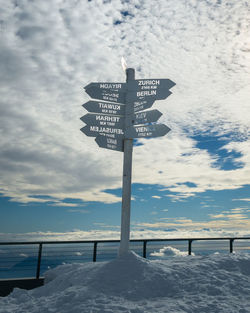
(134, 237, 250, 242)
(1, 237, 250, 246)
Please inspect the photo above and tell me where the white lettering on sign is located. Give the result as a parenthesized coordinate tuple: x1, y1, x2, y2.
(105, 133, 115, 138)
(99, 103, 121, 110)
(90, 126, 98, 132)
(107, 138, 117, 145)
(138, 80, 160, 86)
(107, 144, 117, 149)
(135, 112, 147, 119)
(137, 131, 153, 137)
(103, 95, 118, 102)
(99, 121, 117, 126)
(140, 85, 157, 90)
(104, 92, 119, 98)
(135, 126, 150, 133)
(136, 90, 157, 97)
(100, 84, 122, 89)
(101, 109, 119, 114)
(96, 115, 120, 123)
(90, 126, 124, 135)
(134, 100, 147, 108)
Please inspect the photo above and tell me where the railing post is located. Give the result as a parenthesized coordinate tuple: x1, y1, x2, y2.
(36, 243, 43, 279)
(93, 242, 98, 262)
(188, 240, 193, 255)
(143, 240, 147, 258)
(230, 239, 234, 253)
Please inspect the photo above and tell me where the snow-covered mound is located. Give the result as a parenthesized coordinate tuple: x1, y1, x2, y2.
(1, 251, 250, 313)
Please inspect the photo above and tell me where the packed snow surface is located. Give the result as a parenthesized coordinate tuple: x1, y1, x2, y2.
(1, 250, 250, 313)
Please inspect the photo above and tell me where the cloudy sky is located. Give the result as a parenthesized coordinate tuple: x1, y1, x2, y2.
(0, 0, 250, 241)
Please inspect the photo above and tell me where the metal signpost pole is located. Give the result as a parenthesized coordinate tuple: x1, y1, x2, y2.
(118, 68, 135, 257)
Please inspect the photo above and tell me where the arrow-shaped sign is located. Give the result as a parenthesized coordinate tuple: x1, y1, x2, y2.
(85, 87, 126, 104)
(83, 101, 125, 116)
(95, 135, 124, 152)
(81, 125, 124, 138)
(125, 124, 170, 139)
(127, 79, 175, 91)
(85, 82, 127, 92)
(130, 109, 162, 125)
(132, 98, 155, 113)
(127, 89, 172, 102)
(81, 114, 125, 128)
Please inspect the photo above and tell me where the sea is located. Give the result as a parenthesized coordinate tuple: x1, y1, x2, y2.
(1, 240, 250, 280)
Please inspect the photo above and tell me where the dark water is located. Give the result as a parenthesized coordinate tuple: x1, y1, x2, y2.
(1, 240, 250, 279)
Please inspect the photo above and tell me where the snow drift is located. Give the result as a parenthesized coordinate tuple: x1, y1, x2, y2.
(1, 250, 250, 313)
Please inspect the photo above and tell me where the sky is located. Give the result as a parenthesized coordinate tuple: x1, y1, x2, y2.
(0, 0, 250, 241)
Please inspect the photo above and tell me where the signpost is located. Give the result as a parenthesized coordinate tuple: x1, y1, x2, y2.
(80, 67, 175, 256)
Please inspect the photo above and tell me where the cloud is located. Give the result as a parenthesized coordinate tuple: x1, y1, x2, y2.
(150, 246, 193, 257)
(209, 207, 250, 222)
(67, 209, 89, 214)
(152, 195, 161, 199)
(233, 198, 250, 202)
(75, 252, 83, 256)
(1, 227, 250, 243)
(209, 213, 248, 220)
(19, 253, 28, 258)
(0, 0, 250, 205)
(150, 211, 158, 215)
(136, 212, 250, 231)
(52, 203, 79, 207)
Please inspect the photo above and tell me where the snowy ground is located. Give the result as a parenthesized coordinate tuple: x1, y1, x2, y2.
(1, 248, 250, 313)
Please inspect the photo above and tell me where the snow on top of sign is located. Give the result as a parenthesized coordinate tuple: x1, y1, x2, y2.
(2, 250, 250, 313)
(121, 57, 127, 71)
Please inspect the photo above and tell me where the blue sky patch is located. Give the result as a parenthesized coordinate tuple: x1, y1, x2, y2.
(192, 134, 244, 170)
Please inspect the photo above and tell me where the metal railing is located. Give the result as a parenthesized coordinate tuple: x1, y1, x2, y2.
(1, 237, 250, 279)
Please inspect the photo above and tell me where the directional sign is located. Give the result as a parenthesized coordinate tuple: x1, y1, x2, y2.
(85, 87, 126, 104)
(85, 82, 126, 92)
(127, 79, 175, 91)
(83, 101, 125, 116)
(81, 125, 124, 138)
(81, 114, 125, 128)
(127, 89, 172, 102)
(125, 124, 170, 139)
(95, 134, 124, 152)
(130, 109, 162, 125)
(133, 98, 155, 113)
